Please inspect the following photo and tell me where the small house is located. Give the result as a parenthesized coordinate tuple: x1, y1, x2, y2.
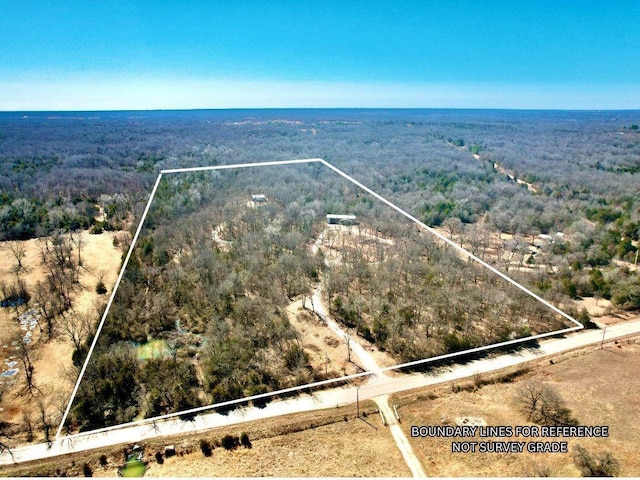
(251, 194, 267, 203)
(326, 214, 357, 226)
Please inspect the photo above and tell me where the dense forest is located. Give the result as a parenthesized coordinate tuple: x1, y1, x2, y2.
(0, 109, 638, 435)
(1, 109, 637, 308)
(71, 166, 325, 430)
(66, 164, 569, 431)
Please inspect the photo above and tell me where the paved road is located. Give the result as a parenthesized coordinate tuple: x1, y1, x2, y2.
(2, 317, 639, 468)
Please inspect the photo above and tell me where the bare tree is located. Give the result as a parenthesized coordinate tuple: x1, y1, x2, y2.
(34, 281, 59, 340)
(62, 310, 93, 351)
(516, 380, 576, 426)
(344, 333, 352, 362)
(572, 444, 620, 477)
(37, 398, 52, 445)
(96, 270, 108, 295)
(524, 462, 553, 477)
(0, 420, 13, 460)
(70, 229, 85, 268)
(22, 411, 34, 443)
(442, 217, 463, 244)
(17, 339, 36, 395)
(8, 241, 28, 275)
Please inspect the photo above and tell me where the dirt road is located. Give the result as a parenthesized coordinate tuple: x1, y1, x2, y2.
(377, 394, 426, 477)
(306, 287, 425, 476)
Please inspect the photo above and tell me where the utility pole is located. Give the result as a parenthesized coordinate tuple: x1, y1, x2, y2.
(356, 386, 360, 418)
(325, 350, 328, 377)
(600, 326, 607, 349)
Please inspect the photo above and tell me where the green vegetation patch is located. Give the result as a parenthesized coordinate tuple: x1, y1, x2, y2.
(135, 339, 170, 360)
(121, 458, 146, 477)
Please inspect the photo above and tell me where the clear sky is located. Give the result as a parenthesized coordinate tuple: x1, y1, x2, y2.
(1, 1, 639, 110)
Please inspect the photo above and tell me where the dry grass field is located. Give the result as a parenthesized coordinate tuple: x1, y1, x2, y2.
(1, 401, 410, 478)
(286, 300, 356, 379)
(395, 337, 640, 477)
(145, 411, 407, 477)
(0, 230, 125, 433)
(286, 298, 399, 381)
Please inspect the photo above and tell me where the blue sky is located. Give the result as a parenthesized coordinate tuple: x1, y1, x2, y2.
(1, 1, 639, 110)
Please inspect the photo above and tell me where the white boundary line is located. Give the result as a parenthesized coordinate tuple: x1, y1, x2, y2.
(55, 173, 165, 440)
(160, 158, 323, 174)
(318, 159, 583, 329)
(56, 158, 583, 442)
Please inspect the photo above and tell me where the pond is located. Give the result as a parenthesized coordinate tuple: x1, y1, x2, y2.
(121, 458, 146, 477)
(0, 296, 27, 308)
(135, 339, 169, 360)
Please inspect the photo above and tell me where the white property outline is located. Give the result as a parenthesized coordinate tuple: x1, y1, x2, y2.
(55, 158, 583, 441)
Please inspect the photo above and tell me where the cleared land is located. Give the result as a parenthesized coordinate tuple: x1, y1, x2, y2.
(0, 230, 125, 439)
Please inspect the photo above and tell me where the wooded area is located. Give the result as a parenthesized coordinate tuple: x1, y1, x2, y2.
(0, 109, 638, 439)
(67, 162, 575, 430)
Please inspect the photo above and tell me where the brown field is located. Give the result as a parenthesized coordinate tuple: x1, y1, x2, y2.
(395, 337, 640, 477)
(1, 402, 410, 478)
(0, 230, 125, 434)
(286, 300, 356, 378)
(286, 299, 399, 379)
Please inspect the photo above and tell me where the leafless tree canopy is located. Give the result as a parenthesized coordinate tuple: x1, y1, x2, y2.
(572, 444, 620, 477)
(516, 380, 576, 426)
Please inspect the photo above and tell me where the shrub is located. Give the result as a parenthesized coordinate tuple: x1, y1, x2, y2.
(99, 454, 108, 467)
(90, 223, 104, 235)
(221, 434, 239, 450)
(96, 280, 107, 295)
(240, 432, 251, 449)
(82, 463, 93, 477)
(199, 438, 213, 457)
(577, 307, 598, 329)
(155, 451, 164, 464)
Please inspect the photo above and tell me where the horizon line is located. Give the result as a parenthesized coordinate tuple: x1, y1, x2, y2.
(3, 106, 640, 114)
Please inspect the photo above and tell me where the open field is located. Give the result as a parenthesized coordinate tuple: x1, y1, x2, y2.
(286, 300, 360, 379)
(394, 337, 640, 477)
(1, 401, 411, 477)
(0, 230, 125, 438)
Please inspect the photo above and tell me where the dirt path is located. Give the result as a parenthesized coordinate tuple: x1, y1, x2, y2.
(304, 286, 425, 477)
(377, 394, 426, 477)
(448, 140, 538, 193)
(305, 286, 383, 375)
(492, 162, 537, 193)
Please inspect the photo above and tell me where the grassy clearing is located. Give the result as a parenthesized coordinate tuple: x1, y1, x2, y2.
(0, 230, 125, 437)
(135, 339, 169, 361)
